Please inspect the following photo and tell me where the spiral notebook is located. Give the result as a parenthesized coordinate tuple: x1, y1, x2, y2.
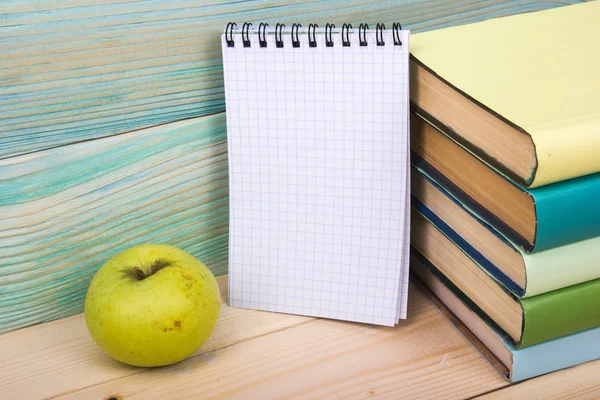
(222, 23, 411, 326)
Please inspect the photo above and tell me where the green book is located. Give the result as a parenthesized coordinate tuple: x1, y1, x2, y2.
(412, 254, 600, 383)
(411, 211, 600, 348)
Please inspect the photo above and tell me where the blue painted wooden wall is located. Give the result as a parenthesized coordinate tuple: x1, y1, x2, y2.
(0, 0, 586, 333)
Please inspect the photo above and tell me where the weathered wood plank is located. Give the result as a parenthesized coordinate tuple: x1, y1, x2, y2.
(0, 282, 508, 399)
(0, 0, 584, 158)
(0, 276, 318, 400)
(0, 113, 230, 334)
(60, 286, 508, 399)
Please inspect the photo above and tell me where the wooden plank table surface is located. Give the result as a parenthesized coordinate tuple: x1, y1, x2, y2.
(2, 275, 599, 400)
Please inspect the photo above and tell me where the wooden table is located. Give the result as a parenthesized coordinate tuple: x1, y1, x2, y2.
(2, 276, 598, 400)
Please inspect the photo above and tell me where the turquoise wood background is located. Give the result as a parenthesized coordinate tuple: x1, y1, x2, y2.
(0, 0, 586, 159)
(0, 0, 587, 333)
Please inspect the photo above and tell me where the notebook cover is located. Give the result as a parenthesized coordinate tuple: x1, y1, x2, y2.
(412, 138, 600, 252)
(412, 255, 600, 383)
(411, 214, 600, 348)
(413, 166, 600, 297)
(411, 1, 600, 187)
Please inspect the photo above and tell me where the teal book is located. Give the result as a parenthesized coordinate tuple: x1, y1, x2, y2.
(411, 166, 600, 298)
(412, 255, 600, 383)
(411, 112, 600, 253)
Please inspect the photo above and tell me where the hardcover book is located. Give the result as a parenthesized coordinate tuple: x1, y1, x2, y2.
(411, 166, 600, 297)
(411, 212, 600, 348)
(410, 1, 600, 188)
(412, 255, 600, 383)
(411, 113, 600, 252)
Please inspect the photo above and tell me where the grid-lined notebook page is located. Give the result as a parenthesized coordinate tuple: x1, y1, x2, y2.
(223, 26, 410, 326)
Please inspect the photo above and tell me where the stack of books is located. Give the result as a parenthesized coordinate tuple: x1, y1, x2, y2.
(408, 1, 600, 382)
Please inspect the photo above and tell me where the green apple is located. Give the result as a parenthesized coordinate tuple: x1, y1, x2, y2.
(84, 244, 220, 367)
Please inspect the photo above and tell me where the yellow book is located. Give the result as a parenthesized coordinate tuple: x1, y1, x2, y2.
(410, 1, 600, 188)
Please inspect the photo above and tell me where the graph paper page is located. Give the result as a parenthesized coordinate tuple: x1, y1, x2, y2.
(223, 26, 410, 326)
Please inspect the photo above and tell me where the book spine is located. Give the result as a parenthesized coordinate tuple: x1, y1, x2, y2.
(523, 236, 600, 297)
(531, 113, 600, 188)
(512, 326, 600, 382)
(531, 172, 600, 251)
(520, 278, 600, 348)
(413, 251, 600, 383)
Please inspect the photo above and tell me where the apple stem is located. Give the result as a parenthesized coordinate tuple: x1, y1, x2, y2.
(132, 259, 171, 280)
(132, 266, 147, 280)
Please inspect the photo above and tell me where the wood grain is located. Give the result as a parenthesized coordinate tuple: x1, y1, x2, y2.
(476, 359, 600, 400)
(63, 287, 507, 400)
(1, 281, 507, 400)
(0, 0, 584, 158)
(0, 276, 318, 400)
(0, 113, 230, 334)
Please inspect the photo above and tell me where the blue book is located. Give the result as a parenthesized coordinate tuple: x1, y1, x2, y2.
(412, 254, 600, 382)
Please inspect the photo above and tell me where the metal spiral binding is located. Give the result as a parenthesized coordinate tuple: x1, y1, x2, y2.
(376, 23, 386, 46)
(258, 23, 268, 48)
(275, 23, 285, 48)
(225, 22, 236, 48)
(325, 23, 335, 47)
(341, 23, 352, 47)
(359, 23, 369, 46)
(291, 24, 302, 48)
(242, 22, 252, 47)
(392, 23, 402, 46)
(225, 22, 403, 48)
(308, 24, 318, 48)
